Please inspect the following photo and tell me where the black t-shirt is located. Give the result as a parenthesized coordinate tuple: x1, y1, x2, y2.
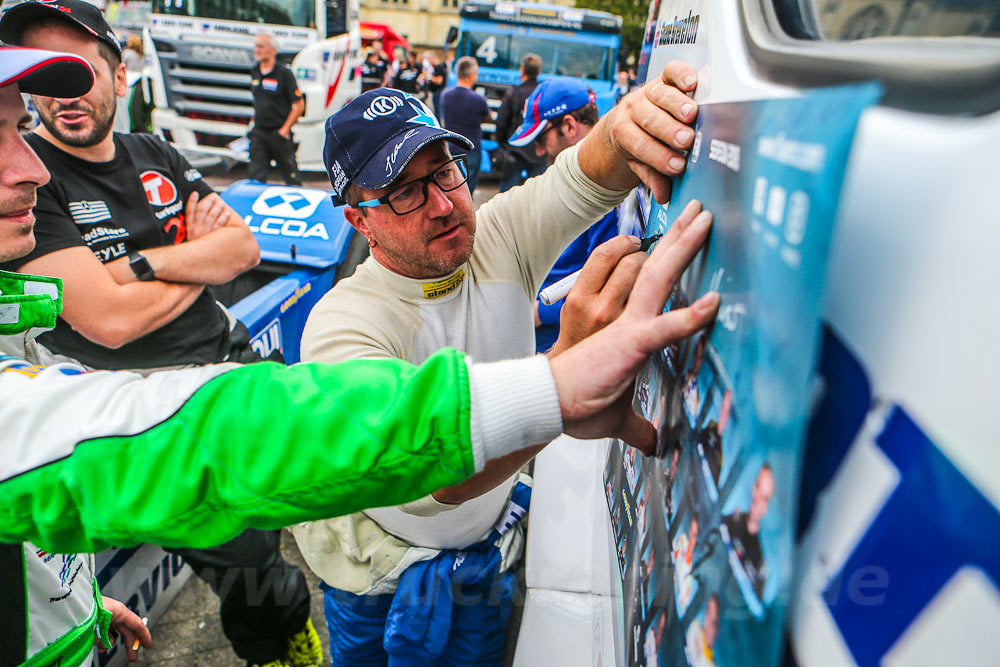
(0, 133, 231, 370)
(250, 62, 303, 130)
(440, 85, 489, 150)
(427, 62, 447, 93)
(495, 78, 538, 143)
(392, 64, 420, 94)
(722, 511, 767, 599)
(360, 58, 387, 91)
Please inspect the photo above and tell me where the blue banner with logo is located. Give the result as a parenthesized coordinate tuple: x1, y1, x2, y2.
(604, 82, 881, 666)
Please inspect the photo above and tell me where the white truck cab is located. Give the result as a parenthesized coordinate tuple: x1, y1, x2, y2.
(144, 0, 362, 170)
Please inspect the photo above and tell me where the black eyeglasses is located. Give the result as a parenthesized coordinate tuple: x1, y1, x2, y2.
(356, 156, 469, 215)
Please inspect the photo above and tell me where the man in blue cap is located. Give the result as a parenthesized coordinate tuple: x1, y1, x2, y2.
(294, 60, 708, 665)
(508, 77, 623, 353)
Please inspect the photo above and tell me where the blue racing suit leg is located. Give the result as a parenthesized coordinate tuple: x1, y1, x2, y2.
(322, 583, 393, 667)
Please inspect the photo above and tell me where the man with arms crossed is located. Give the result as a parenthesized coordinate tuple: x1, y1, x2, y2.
(295, 62, 706, 663)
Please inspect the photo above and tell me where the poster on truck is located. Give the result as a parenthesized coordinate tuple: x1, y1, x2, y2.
(604, 81, 881, 666)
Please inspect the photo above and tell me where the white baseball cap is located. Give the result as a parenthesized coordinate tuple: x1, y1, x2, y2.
(0, 45, 94, 97)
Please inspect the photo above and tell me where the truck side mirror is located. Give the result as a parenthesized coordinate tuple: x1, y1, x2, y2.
(445, 26, 458, 46)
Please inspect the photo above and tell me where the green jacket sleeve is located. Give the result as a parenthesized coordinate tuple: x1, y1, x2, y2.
(0, 349, 475, 553)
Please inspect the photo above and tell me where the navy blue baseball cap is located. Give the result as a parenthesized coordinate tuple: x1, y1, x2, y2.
(509, 78, 595, 147)
(324, 88, 474, 206)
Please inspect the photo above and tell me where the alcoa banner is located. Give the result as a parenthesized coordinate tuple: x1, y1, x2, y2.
(604, 82, 881, 667)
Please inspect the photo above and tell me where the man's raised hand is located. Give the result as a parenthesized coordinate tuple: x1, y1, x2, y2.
(579, 61, 699, 202)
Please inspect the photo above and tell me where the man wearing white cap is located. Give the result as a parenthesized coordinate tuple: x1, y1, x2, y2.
(0, 45, 153, 667)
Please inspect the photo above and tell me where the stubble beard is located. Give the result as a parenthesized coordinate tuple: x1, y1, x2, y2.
(422, 211, 475, 276)
(381, 211, 476, 279)
(36, 97, 116, 148)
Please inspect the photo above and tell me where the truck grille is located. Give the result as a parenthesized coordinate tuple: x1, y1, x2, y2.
(152, 38, 256, 127)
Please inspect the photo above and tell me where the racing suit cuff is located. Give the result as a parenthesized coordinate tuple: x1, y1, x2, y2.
(466, 355, 562, 472)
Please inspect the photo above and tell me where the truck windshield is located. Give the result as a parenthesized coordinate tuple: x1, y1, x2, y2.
(151, 0, 315, 28)
(457, 30, 615, 80)
(778, 0, 999, 40)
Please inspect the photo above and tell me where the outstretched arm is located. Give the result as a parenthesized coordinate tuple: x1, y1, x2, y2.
(0, 208, 717, 552)
(0, 350, 550, 553)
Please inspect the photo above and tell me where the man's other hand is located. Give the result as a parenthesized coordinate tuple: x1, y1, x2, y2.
(99, 596, 151, 662)
(185, 191, 230, 240)
(579, 61, 699, 202)
(550, 200, 718, 455)
(548, 235, 647, 356)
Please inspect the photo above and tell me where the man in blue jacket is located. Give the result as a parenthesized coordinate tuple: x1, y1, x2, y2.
(508, 78, 622, 352)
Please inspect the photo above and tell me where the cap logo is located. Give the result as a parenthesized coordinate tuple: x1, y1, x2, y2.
(404, 96, 439, 129)
(544, 102, 568, 118)
(363, 95, 403, 120)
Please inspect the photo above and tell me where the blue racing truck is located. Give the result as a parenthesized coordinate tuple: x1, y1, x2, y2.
(445, 1, 622, 174)
(217, 181, 366, 364)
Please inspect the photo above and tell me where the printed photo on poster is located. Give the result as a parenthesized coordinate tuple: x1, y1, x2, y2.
(624, 443, 642, 495)
(681, 333, 716, 427)
(659, 437, 683, 528)
(693, 376, 740, 502)
(684, 592, 721, 667)
(636, 474, 651, 546)
(644, 607, 667, 667)
(619, 185, 654, 238)
(719, 461, 777, 618)
(671, 504, 703, 617)
(636, 528, 658, 625)
(663, 286, 688, 376)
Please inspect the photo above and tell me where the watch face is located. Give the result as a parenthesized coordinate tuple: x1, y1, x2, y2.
(130, 253, 154, 280)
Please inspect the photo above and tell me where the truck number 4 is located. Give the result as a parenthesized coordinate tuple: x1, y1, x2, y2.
(476, 36, 498, 64)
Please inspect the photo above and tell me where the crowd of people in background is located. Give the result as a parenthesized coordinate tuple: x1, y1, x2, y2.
(359, 39, 449, 111)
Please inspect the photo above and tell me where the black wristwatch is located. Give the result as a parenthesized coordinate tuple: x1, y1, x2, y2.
(127, 250, 155, 281)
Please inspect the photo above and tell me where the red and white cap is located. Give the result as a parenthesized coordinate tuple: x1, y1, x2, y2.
(0, 45, 94, 97)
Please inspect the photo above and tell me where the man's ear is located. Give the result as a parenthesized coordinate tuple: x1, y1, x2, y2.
(561, 115, 582, 141)
(114, 62, 128, 99)
(344, 206, 373, 239)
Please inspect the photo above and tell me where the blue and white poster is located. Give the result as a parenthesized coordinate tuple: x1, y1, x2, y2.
(604, 81, 881, 666)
